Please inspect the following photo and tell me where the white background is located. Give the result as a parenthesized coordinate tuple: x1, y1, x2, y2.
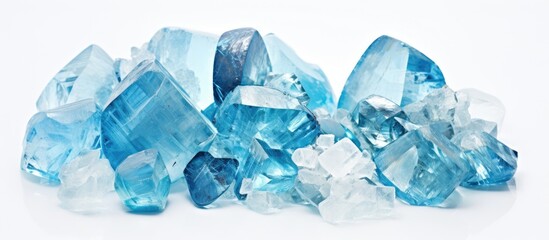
(1, 0, 548, 239)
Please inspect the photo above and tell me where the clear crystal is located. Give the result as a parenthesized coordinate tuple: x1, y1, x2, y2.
(318, 138, 363, 178)
(265, 73, 310, 105)
(291, 147, 319, 169)
(244, 191, 285, 214)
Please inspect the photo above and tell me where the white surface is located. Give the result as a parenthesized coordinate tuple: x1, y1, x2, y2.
(1, 0, 548, 239)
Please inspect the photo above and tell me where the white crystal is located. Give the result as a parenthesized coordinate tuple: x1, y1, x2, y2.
(318, 138, 362, 178)
(245, 191, 284, 214)
(291, 147, 319, 169)
(316, 134, 335, 150)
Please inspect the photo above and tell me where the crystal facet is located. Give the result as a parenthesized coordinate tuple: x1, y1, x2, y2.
(318, 138, 363, 178)
(265, 73, 310, 105)
(339, 35, 446, 111)
(101, 60, 217, 181)
(244, 190, 285, 214)
(114, 149, 171, 212)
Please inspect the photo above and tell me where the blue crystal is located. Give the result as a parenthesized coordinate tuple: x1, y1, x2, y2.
(101, 60, 217, 181)
(201, 103, 218, 122)
(265, 73, 310, 105)
(21, 99, 101, 184)
(213, 28, 272, 105)
(338, 35, 446, 111)
(37, 45, 118, 111)
(264, 34, 336, 114)
(114, 149, 171, 212)
(184, 152, 238, 207)
(452, 131, 518, 187)
(374, 125, 467, 206)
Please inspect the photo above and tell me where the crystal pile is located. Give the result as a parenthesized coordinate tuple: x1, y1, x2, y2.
(21, 27, 518, 223)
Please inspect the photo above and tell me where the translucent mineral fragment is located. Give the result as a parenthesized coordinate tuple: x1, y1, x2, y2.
(452, 131, 518, 187)
(114, 149, 171, 212)
(101, 60, 216, 181)
(264, 34, 336, 113)
(318, 138, 363, 178)
(21, 99, 101, 184)
(58, 150, 114, 212)
(244, 190, 285, 214)
(184, 152, 239, 207)
(338, 35, 446, 111)
(291, 147, 318, 169)
(265, 73, 310, 105)
(37, 45, 118, 111)
(454, 88, 505, 136)
(213, 28, 271, 104)
(403, 86, 460, 126)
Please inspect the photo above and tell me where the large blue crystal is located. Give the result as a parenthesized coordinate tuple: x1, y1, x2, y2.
(37, 45, 118, 111)
(374, 125, 467, 206)
(213, 28, 271, 105)
(452, 131, 518, 187)
(21, 99, 101, 184)
(184, 152, 238, 207)
(338, 35, 446, 111)
(264, 34, 336, 114)
(101, 60, 217, 181)
(114, 149, 171, 212)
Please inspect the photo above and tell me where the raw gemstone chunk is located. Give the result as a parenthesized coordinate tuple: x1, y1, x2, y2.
(452, 131, 518, 187)
(338, 35, 446, 111)
(454, 88, 505, 136)
(58, 150, 114, 212)
(114, 149, 171, 212)
(352, 95, 408, 151)
(403, 86, 460, 126)
(21, 99, 101, 184)
(318, 138, 363, 178)
(213, 28, 271, 104)
(315, 134, 335, 150)
(291, 147, 318, 169)
(374, 125, 468, 206)
(265, 73, 310, 105)
(244, 190, 285, 214)
(101, 60, 217, 181)
(294, 168, 330, 206)
(37, 45, 118, 111)
(264, 34, 336, 113)
(184, 152, 238, 207)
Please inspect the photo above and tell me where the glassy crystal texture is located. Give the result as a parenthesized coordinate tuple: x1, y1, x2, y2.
(37, 45, 118, 111)
(184, 152, 238, 207)
(101, 60, 216, 181)
(244, 190, 285, 214)
(58, 150, 114, 212)
(374, 125, 467, 206)
(213, 28, 271, 104)
(265, 73, 310, 105)
(21, 99, 101, 184)
(452, 131, 517, 187)
(403, 86, 461, 126)
(454, 88, 505, 136)
(339, 35, 446, 111)
(114, 149, 171, 212)
(264, 34, 336, 113)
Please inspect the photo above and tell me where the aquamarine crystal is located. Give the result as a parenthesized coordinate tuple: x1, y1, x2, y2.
(264, 34, 336, 113)
(21, 99, 101, 184)
(114, 149, 171, 212)
(265, 73, 310, 105)
(184, 152, 238, 207)
(37, 45, 118, 111)
(374, 125, 467, 206)
(452, 131, 517, 187)
(101, 60, 216, 181)
(213, 28, 271, 104)
(339, 35, 446, 111)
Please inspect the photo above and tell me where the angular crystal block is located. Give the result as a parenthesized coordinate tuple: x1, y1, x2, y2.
(339, 35, 446, 111)
(101, 60, 217, 181)
(403, 86, 460, 126)
(37, 45, 118, 111)
(294, 168, 330, 206)
(265, 73, 310, 105)
(21, 99, 101, 184)
(318, 138, 363, 178)
(58, 150, 114, 212)
(114, 149, 171, 212)
(291, 147, 319, 169)
(264, 34, 336, 113)
(455, 88, 505, 136)
(244, 190, 285, 214)
(184, 152, 238, 207)
(452, 131, 518, 187)
(374, 125, 467, 206)
(213, 28, 271, 104)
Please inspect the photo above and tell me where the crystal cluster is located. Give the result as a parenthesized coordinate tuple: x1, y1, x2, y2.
(21, 27, 517, 223)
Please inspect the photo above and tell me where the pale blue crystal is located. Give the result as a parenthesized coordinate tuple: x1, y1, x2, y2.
(403, 86, 460, 127)
(37, 45, 118, 111)
(374, 125, 467, 206)
(114, 149, 171, 212)
(21, 99, 101, 184)
(101, 60, 217, 181)
(265, 73, 310, 105)
(339, 35, 446, 111)
(452, 131, 517, 187)
(213, 28, 271, 104)
(184, 152, 238, 207)
(264, 34, 336, 114)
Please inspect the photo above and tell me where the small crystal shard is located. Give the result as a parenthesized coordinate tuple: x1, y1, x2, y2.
(452, 131, 518, 187)
(403, 86, 460, 126)
(291, 147, 318, 169)
(213, 28, 271, 104)
(184, 152, 239, 207)
(244, 190, 285, 214)
(318, 138, 363, 178)
(37, 45, 118, 111)
(21, 99, 101, 184)
(454, 88, 505, 136)
(58, 150, 114, 212)
(265, 73, 310, 105)
(101, 60, 217, 181)
(294, 168, 330, 206)
(339, 35, 446, 111)
(114, 149, 171, 212)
